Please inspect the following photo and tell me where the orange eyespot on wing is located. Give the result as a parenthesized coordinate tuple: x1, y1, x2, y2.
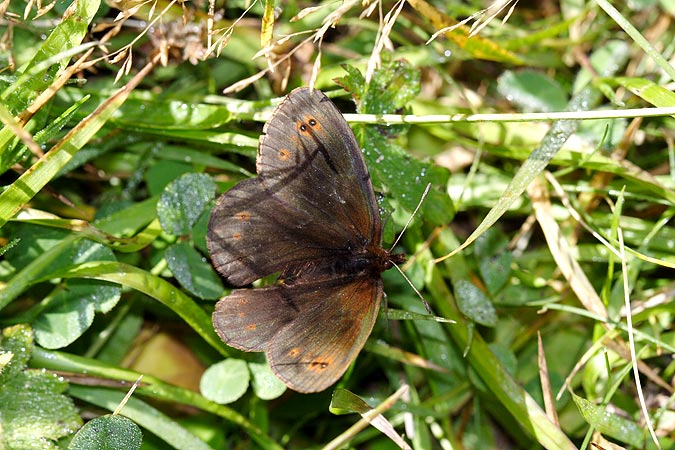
(235, 211, 250, 221)
(308, 358, 333, 373)
(278, 148, 291, 161)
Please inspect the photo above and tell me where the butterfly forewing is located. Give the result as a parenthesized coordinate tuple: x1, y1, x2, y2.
(207, 178, 362, 286)
(208, 88, 381, 286)
(258, 88, 381, 249)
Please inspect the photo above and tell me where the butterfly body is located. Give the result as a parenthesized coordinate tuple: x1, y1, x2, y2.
(207, 88, 404, 393)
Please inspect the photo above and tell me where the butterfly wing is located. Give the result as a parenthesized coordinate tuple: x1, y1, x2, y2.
(207, 88, 382, 286)
(258, 88, 382, 249)
(213, 274, 383, 393)
(268, 276, 382, 393)
(212, 283, 298, 352)
(207, 177, 361, 286)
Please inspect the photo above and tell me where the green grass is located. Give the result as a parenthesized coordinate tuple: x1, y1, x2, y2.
(1, 0, 675, 449)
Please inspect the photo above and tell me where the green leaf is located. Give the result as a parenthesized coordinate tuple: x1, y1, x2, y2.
(249, 362, 286, 400)
(200, 359, 250, 404)
(572, 393, 645, 448)
(454, 279, 498, 327)
(337, 61, 454, 227)
(69, 415, 142, 450)
(34, 280, 121, 349)
(145, 160, 196, 197)
(157, 173, 216, 236)
(96, 312, 144, 365)
(329, 388, 372, 415)
(382, 308, 455, 323)
(497, 70, 568, 112)
(0, 324, 34, 382)
(660, 0, 675, 15)
(158, 145, 251, 176)
(0, 232, 117, 312)
(94, 197, 159, 236)
(108, 99, 232, 130)
(68, 386, 213, 450)
(329, 388, 412, 450)
(614, 76, 675, 107)
(474, 229, 513, 295)
(55, 92, 233, 131)
(2, 223, 73, 272)
(0, 325, 82, 449)
(165, 241, 224, 300)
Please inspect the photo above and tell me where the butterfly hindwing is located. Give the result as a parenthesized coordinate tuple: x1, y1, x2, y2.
(267, 276, 383, 393)
(212, 285, 299, 352)
(213, 275, 382, 393)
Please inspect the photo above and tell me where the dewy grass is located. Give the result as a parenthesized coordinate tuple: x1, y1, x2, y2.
(1, 0, 674, 449)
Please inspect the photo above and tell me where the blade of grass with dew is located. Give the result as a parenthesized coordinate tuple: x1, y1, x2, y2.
(423, 228, 578, 450)
(0, 0, 100, 161)
(0, 56, 159, 229)
(613, 77, 675, 108)
(48, 260, 229, 358)
(436, 41, 630, 262)
(0, 1, 99, 111)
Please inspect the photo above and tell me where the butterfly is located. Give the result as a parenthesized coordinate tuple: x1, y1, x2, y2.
(207, 87, 405, 393)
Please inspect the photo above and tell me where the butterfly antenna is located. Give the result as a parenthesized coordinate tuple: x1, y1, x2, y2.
(383, 291, 390, 333)
(391, 261, 432, 313)
(389, 183, 431, 251)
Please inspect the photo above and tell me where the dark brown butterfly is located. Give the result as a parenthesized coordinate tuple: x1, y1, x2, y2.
(207, 87, 405, 393)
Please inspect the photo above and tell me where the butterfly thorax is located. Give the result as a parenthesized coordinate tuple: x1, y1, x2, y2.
(338, 249, 395, 276)
(280, 245, 404, 284)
